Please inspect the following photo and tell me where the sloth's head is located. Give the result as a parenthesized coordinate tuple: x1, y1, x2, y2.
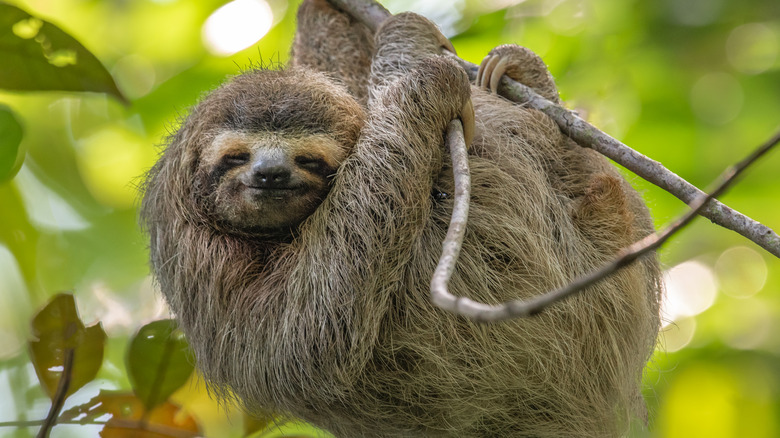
(157, 68, 366, 236)
(199, 129, 348, 233)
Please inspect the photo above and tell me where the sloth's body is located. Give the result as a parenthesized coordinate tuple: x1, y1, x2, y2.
(140, 1, 661, 436)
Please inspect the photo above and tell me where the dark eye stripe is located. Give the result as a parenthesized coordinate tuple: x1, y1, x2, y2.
(223, 152, 250, 166)
(295, 155, 337, 176)
(207, 152, 250, 186)
(295, 155, 323, 169)
(295, 155, 320, 165)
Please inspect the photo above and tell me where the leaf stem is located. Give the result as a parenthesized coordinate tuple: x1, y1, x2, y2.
(36, 348, 74, 438)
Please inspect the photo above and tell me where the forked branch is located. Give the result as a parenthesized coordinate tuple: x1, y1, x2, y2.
(433, 128, 780, 322)
(327, 0, 780, 321)
(328, 0, 780, 257)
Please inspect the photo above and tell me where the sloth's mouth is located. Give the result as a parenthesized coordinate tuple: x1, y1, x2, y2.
(246, 185, 300, 191)
(244, 185, 307, 200)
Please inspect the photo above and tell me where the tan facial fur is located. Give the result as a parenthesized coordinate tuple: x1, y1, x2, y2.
(200, 131, 348, 233)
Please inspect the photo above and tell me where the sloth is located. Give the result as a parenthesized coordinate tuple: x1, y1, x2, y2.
(140, 0, 662, 436)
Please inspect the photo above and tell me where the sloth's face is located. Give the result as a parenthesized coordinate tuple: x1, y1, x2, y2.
(200, 131, 349, 234)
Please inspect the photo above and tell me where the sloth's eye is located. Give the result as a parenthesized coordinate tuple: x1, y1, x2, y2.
(222, 153, 250, 167)
(295, 155, 326, 172)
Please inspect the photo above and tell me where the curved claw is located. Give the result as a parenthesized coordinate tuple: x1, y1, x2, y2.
(460, 99, 475, 148)
(476, 55, 490, 88)
(437, 32, 457, 55)
(477, 55, 500, 89)
(489, 57, 509, 94)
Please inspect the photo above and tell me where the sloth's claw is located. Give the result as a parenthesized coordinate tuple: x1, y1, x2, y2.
(460, 99, 475, 148)
(489, 57, 509, 94)
(438, 32, 457, 55)
(476, 55, 500, 90)
(477, 54, 510, 94)
(476, 55, 488, 87)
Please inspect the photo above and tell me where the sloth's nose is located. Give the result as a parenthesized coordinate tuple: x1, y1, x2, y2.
(251, 159, 292, 188)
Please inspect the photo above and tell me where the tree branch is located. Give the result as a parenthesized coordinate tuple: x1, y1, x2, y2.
(430, 120, 470, 313)
(433, 129, 780, 322)
(479, 71, 780, 258)
(327, 0, 780, 258)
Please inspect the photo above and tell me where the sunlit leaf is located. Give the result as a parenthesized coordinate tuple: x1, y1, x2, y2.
(128, 319, 194, 411)
(61, 390, 200, 438)
(0, 3, 125, 101)
(0, 104, 23, 182)
(28, 293, 106, 399)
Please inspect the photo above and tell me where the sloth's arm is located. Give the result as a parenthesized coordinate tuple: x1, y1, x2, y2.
(311, 56, 471, 256)
(277, 57, 470, 374)
(305, 12, 470, 270)
(290, 55, 470, 312)
(273, 16, 471, 379)
(291, 0, 374, 103)
(368, 12, 456, 98)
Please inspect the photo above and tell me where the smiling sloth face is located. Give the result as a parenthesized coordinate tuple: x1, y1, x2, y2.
(199, 130, 350, 234)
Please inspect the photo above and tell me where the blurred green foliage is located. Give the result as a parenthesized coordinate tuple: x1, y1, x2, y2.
(0, 0, 778, 437)
(0, 3, 124, 100)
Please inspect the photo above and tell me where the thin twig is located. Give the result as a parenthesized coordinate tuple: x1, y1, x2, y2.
(481, 71, 780, 258)
(327, 0, 780, 258)
(36, 348, 74, 438)
(327, 0, 780, 320)
(433, 129, 780, 322)
(430, 120, 470, 312)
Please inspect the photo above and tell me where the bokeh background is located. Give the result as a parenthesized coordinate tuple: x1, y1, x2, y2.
(1, 0, 779, 437)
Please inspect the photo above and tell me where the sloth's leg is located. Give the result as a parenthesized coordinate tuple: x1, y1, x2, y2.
(291, 0, 374, 104)
(370, 12, 456, 94)
(476, 44, 560, 104)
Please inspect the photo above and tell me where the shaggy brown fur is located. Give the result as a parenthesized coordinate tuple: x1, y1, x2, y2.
(291, 0, 374, 105)
(140, 1, 662, 436)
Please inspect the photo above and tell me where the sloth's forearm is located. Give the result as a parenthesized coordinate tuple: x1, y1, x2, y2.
(291, 0, 373, 101)
(294, 61, 470, 282)
(276, 106, 446, 368)
(322, 111, 444, 251)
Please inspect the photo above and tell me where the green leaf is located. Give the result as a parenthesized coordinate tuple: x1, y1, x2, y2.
(127, 319, 194, 410)
(0, 104, 23, 182)
(29, 293, 107, 399)
(0, 2, 125, 102)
